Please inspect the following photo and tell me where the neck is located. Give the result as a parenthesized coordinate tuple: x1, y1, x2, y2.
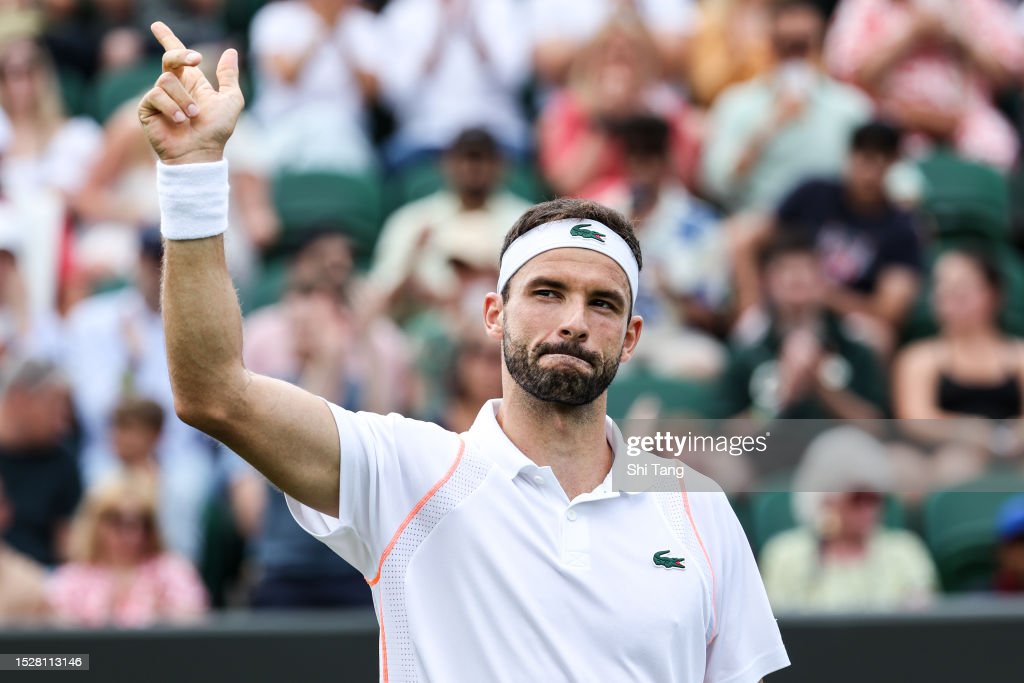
(496, 384, 613, 499)
(459, 191, 489, 211)
(947, 325, 1001, 344)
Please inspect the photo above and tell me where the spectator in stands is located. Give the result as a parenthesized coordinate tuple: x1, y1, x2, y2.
(248, 0, 379, 173)
(893, 251, 1024, 484)
(48, 474, 207, 627)
(0, 474, 49, 624)
(376, 0, 530, 167)
(0, 39, 101, 201)
(0, 224, 63, 365)
(994, 495, 1024, 593)
(61, 229, 216, 563)
(538, 14, 702, 201)
(826, 0, 1022, 171)
(732, 121, 923, 349)
(225, 239, 410, 609)
(761, 427, 938, 612)
(702, 0, 872, 212)
(0, 358, 79, 567)
(715, 233, 886, 420)
(369, 128, 530, 318)
(434, 327, 502, 433)
(530, 0, 697, 84)
(109, 395, 162, 481)
(686, 0, 775, 108)
(602, 114, 728, 379)
(245, 233, 412, 416)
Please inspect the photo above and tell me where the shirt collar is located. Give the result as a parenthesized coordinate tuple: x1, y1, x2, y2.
(467, 399, 638, 495)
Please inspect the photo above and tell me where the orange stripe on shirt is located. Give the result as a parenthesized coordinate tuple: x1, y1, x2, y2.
(367, 437, 466, 587)
(680, 479, 719, 644)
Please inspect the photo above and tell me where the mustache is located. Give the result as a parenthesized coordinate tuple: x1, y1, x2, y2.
(534, 341, 600, 367)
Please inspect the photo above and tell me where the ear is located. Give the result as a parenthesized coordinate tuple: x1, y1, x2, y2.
(618, 314, 644, 364)
(483, 292, 504, 341)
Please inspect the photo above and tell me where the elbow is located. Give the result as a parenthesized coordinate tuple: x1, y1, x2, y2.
(173, 395, 234, 436)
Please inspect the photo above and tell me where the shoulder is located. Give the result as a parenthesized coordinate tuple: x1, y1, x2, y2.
(149, 553, 202, 579)
(385, 193, 451, 228)
(874, 529, 934, 562)
(821, 78, 873, 112)
(895, 339, 941, 373)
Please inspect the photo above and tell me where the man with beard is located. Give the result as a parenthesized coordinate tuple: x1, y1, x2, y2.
(140, 22, 789, 682)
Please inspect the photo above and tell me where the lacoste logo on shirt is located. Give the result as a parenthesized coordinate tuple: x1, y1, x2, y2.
(653, 550, 685, 570)
(569, 223, 606, 243)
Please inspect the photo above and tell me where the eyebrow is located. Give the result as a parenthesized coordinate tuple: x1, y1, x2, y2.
(522, 277, 628, 309)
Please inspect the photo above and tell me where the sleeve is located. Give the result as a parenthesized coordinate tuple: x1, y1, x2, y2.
(823, 0, 874, 82)
(158, 554, 209, 618)
(689, 491, 791, 683)
(56, 451, 83, 520)
(285, 402, 462, 578)
(700, 89, 754, 206)
(345, 10, 383, 73)
(880, 214, 923, 272)
(366, 206, 422, 292)
(473, 0, 530, 89)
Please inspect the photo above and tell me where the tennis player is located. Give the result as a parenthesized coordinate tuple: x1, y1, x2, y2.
(140, 22, 790, 682)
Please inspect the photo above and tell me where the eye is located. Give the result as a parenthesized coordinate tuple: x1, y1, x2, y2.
(534, 289, 558, 298)
(591, 299, 615, 310)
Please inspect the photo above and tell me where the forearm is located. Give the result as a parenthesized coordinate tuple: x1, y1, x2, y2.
(162, 234, 248, 426)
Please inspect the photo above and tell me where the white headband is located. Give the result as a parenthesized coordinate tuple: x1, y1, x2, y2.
(497, 218, 639, 305)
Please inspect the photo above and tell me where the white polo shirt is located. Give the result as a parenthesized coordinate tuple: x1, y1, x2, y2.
(287, 399, 789, 682)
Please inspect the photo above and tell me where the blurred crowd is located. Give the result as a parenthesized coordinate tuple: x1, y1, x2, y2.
(4, 0, 1024, 626)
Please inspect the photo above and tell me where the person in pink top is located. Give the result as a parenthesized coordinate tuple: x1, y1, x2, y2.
(825, 0, 1023, 170)
(47, 474, 207, 628)
(537, 10, 702, 202)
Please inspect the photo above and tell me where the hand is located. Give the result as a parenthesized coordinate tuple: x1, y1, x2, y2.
(138, 22, 244, 166)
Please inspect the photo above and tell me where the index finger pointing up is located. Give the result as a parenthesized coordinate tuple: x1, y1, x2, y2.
(151, 21, 186, 53)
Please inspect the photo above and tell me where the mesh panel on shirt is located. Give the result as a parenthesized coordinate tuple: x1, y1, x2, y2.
(379, 447, 492, 681)
(654, 489, 716, 643)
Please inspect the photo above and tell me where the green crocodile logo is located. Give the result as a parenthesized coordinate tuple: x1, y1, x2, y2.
(569, 223, 606, 243)
(653, 550, 685, 570)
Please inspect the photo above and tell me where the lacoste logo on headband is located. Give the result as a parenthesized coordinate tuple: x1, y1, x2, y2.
(569, 223, 606, 243)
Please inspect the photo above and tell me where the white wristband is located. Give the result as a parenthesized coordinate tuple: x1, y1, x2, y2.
(157, 159, 230, 240)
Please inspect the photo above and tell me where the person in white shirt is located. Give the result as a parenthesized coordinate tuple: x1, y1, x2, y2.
(375, 0, 531, 167)
(248, 0, 379, 172)
(368, 128, 531, 315)
(530, 0, 698, 84)
(139, 23, 790, 682)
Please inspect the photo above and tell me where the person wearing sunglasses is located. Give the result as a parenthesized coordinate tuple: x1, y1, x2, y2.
(47, 474, 207, 627)
(760, 427, 937, 612)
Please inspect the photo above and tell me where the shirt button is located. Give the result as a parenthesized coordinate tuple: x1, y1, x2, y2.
(566, 509, 578, 521)
(533, 475, 545, 486)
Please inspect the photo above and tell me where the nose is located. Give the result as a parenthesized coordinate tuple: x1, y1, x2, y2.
(558, 300, 589, 343)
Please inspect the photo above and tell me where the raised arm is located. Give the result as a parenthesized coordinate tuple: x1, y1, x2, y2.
(139, 23, 341, 516)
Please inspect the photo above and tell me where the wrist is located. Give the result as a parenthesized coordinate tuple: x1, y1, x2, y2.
(162, 148, 225, 166)
(157, 159, 230, 240)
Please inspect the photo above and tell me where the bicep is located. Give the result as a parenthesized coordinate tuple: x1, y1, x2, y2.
(217, 373, 341, 517)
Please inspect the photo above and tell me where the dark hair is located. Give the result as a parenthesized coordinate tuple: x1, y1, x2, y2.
(772, 0, 825, 19)
(111, 396, 165, 434)
(946, 248, 1004, 297)
(850, 120, 901, 157)
(446, 127, 501, 160)
(499, 198, 642, 300)
(619, 114, 671, 160)
(757, 229, 818, 272)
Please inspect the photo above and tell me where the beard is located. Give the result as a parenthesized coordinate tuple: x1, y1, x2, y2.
(502, 323, 621, 407)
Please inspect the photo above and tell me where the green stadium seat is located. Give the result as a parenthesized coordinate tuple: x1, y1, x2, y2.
(57, 67, 88, 118)
(271, 170, 383, 267)
(605, 371, 717, 420)
(922, 471, 1024, 592)
(90, 59, 163, 123)
(917, 147, 1010, 243)
(239, 257, 289, 315)
(197, 493, 247, 609)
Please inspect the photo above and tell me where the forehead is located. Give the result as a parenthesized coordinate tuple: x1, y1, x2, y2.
(509, 248, 631, 296)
